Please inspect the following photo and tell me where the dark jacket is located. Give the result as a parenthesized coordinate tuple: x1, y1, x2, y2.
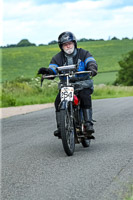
(48, 48, 98, 91)
(49, 48, 98, 76)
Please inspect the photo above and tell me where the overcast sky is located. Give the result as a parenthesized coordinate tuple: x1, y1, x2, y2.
(1, 0, 133, 46)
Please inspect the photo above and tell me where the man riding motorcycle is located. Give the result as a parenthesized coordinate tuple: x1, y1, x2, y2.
(38, 31, 98, 138)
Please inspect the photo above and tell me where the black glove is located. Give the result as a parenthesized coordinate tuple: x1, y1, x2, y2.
(90, 71, 95, 77)
(87, 64, 98, 77)
(70, 77, 80, 83)
(38, 67, 50, 75)
(70, 74, 90, 83)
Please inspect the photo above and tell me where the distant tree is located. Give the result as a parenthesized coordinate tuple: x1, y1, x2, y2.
(111, 37, 119, 40)
(88, 39, 95, 41)
(98, 39, 104, 41)
(48, 40, 57, 45)
(6, 44, 17, 48)
(17, 39, 36, 47)
(78, 38, 89, 42)
(122, 37, 129, 40)
(38, 44, 46, 46)
(114, 50, 133, 86)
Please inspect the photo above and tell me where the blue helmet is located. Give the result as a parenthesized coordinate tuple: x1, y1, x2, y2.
(58, 31, 77, 50)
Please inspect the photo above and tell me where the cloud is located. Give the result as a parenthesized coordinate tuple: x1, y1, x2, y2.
(2, 0, 133, 46)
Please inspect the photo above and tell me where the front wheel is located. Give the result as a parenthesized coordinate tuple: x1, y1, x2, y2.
(60, 109, 75, 156)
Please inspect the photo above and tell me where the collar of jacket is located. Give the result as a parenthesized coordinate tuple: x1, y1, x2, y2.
(64, 48, 77, 65)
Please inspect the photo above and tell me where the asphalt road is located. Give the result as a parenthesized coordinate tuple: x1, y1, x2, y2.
(1, 97, 133, 200)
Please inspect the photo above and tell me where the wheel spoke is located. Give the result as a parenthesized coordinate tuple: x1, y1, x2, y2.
(66, 113, 74, 148)
(60, 108, 75, 156)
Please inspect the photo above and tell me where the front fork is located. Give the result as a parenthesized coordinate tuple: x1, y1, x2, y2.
(59, 100, 74, 129)
(59, 100, 73, 116)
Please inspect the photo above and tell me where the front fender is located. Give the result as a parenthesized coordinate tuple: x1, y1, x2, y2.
(59, 100, 68, 110)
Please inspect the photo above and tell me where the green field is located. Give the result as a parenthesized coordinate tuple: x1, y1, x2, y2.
(1, 39, 133, 83)
(1, 39, 133, 107)
(93, 71, 118, 85)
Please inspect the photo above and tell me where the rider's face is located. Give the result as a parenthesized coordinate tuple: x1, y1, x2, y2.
(62, 41, 75, 54)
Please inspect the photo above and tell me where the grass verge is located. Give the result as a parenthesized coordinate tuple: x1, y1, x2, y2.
(123, 185, 133, 200)
(0, 77, 133, 108)
(93, 84, 133, 99)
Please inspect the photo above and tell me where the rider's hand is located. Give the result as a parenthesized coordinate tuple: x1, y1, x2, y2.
(38, 67, 49, 75)
(70, 77, 79, 83)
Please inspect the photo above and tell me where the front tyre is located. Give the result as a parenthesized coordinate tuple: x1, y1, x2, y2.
(60, 109, 75, 156)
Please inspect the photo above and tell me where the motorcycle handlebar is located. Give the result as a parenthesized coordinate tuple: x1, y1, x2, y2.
(40, 65, 92, 86)
(42, 70, 92, 79)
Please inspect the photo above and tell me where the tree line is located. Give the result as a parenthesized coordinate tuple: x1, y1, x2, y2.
(0, 37, 131, 48)
(1, 39, 36, 48)
(47, 37, 131, 45)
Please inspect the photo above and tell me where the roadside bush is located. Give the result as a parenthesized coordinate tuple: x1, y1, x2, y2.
(1, 77, 59, 107)
(1, 92, 16, 107)
(115, 50, 133, 86)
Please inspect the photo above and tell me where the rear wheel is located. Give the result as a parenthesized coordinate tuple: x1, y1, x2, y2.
(60, 108, 75, 156)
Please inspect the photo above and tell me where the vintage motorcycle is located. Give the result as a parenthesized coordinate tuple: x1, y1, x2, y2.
(41, 65, 94, 156)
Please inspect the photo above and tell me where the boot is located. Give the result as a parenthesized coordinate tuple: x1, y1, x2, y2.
(54, 112, 61, 138)
(83, 108, 95, 135)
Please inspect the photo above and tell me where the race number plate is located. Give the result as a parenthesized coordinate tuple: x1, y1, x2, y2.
(61, 87, 74, 102)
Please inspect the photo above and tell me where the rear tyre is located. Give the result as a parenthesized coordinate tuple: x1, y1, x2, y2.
(60, 109, 75, 156)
